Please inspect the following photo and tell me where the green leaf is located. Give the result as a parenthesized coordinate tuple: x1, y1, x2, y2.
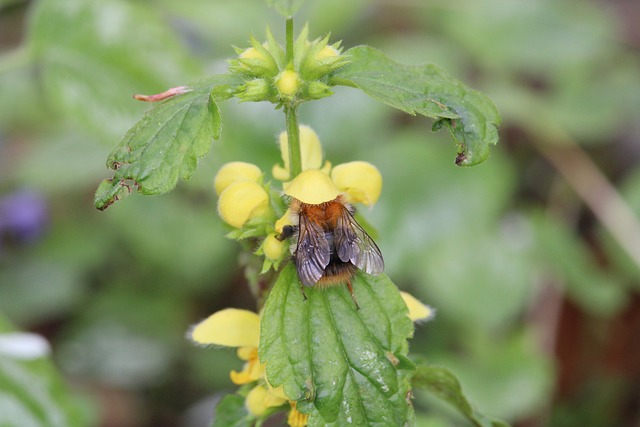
(265, 0, 305, 17)
(332, 46, 501, 166)
(412, 364, 510, 427)
(211, 394, 252, 427)
(259, 265, 415, 426)
(94, 74, 244, 210)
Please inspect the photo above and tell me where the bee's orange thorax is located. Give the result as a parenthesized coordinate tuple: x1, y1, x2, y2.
(298, 196, 345, 230)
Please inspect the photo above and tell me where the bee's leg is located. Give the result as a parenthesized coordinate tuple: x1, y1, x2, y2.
(277, 225, 297, 241)
(346, 280, 360, 310)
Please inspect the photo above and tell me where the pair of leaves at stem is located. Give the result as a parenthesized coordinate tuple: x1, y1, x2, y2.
(94, 46, 500, 210)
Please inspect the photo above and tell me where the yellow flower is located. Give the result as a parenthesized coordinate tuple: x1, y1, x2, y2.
(273, 125, 331, 181)
(331, 161, 382, 207)
(400, 292, 435, 323)
(245, 384, 287, 417)
(189, 309, 264, 384)
(283, 170, 341, 205)
(217, 181, 270, 228)
(214, 161, 262, 196)
(190, 308, 304, 423)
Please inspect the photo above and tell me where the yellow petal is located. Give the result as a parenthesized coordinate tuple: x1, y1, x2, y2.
(236, 346, 257, 361)
(275, 125, 325, 181)
(214, 162, 262, 196)
(274, 209, 295, 234)
(230, 360, 264, 384)
(245, 385, 287, 417)
(400, 292, 435, 323)
(245, 385, 270, 416)
(331, 161, 382, 206)
(189, 308, 260, 347)
(217, 181, 269, 228)
(272, 164, 290, 181)
(283, 170, 341, 205)
(287, 402, 309, 427)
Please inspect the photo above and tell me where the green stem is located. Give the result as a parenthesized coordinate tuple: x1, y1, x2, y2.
(285, 103, 302, 179)
(283, 17, 301, 179)
(285, 17, 294, 65)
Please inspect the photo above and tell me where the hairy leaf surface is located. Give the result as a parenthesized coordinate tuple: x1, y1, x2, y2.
(260, 265, 414, 426)
(332, 46, 500, 166)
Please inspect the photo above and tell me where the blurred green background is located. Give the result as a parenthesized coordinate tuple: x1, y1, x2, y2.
(1, 0, 640, 426)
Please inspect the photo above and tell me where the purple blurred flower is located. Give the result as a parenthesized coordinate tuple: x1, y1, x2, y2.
(0, 189, 49, 246)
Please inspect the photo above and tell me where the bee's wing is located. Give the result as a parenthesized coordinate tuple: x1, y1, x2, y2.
(334, 207, 384, 275)
(295, 214, 331, 286)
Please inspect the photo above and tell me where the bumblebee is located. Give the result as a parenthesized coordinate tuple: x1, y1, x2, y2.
(279, 195, 384, 292)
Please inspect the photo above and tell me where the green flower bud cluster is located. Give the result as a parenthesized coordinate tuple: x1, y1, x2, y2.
(229, 26, 349, 105)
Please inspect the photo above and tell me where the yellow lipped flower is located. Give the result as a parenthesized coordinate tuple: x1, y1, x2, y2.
(190, 308, 307, 424)
(272, 125, 331, 181)
(245, 384, 287, 417)
(283, 170, 341, 205)
(331, 161, 382, 207)
(214, 161, 262, 196)
(217, 181, 270, 228)
(189, 308, 265, 384)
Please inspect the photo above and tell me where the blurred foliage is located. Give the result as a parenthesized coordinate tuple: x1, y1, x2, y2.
(1, 0, 640, 426)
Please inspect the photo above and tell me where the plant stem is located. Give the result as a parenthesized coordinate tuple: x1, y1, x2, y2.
(285, 17, 294, 65)
(285, 104, 302, 179)
(283, 17, 302, 179)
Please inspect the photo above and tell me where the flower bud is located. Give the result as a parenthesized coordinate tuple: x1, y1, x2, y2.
(262, 233, 287, 261)
(237, 78, 274, 103)
(232, 44, 279, 78)
(283, 170, 341, 205)
(331, 161, 382, 206)
(275, 69, 301, 98)
(304, 81, 333, 100)
(217, 181, 269, 228)
(214, 162, 262, 196)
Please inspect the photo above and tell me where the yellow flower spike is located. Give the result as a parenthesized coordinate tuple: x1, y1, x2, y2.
(214, 161, 262, 196)
(331, 161, 382, 206)
(276, 69, 301, 98)
(262, 233, 287, 261)
(217, 181, 270, 228)
(400, 292, 436, 323)
(189, 308, 260, 348)
(287, 402, 309, 427)
(283, 170, 341, 205)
